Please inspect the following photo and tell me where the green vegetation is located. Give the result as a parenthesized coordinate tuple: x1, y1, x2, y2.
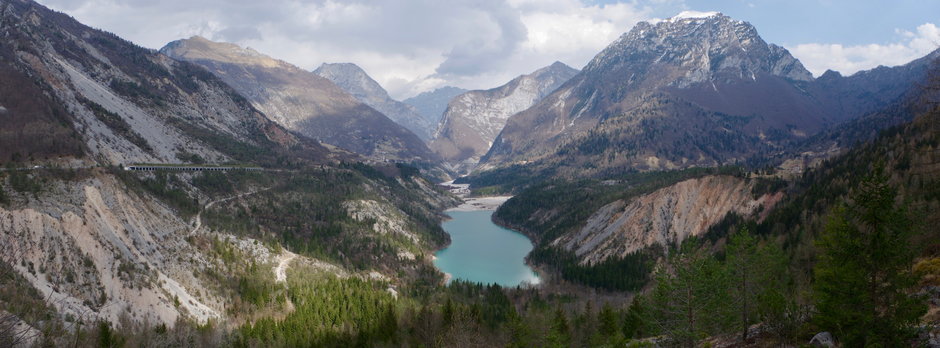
(813, 168, 926, 346)
(529, 247, 656, 292)
(7, 169, 42, 195)
(493, 166, 746, 291)
(191, 166, 448, 280)
(0, 179, 8, 205)
(110, 167, 199, 218)
(237, 275, 396, 347)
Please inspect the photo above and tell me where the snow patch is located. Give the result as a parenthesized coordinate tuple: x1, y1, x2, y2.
(669, 11, 720, 21)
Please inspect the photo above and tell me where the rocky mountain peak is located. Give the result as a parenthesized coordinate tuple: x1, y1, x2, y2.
(585, 12, 813, 87)
(161, 36, 437, 162)
(429, 62, 578, 171)
(160, 36, 287, 69)
(403, 86, 468, 127)
(314, 62, 390, 102)
(528, 61, 580, 94)
(313, 62, 436, 140)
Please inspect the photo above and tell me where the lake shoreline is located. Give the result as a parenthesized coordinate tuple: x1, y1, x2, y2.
(433, 209, 541, 287)
(435, 180, 541, 287)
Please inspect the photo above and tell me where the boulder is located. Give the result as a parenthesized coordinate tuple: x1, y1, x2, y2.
(810, 332, 835, 347)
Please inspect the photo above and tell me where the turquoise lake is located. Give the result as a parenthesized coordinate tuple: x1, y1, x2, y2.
(433, 210, 540, 287)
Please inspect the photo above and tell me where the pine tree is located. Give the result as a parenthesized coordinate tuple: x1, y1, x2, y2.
(649, 244, 728, 347)
(724, 227, 790, 342)
(442, 298, 454, 328)
(598, 303, 619, 338)
(547, 308, 571, 348)
(623, 296, 648, 339)
(505, 309, 531, 348)
(377, 303, 398, 343)
(813, 168, 927, 346)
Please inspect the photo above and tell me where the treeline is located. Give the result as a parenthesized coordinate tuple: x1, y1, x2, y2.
(15, 176, 929, 347)
(529, 247, 656, 292)
(194, 166, 448, 277)
(110, 167, 199, 218)
(0, 44, 85, 163)
(495, 166, 746, 244)
(492, 166, 746, 291)
(630, 169, 928, 346)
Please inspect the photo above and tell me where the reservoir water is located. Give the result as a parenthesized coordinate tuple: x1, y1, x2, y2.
(433, 210, 540, 287)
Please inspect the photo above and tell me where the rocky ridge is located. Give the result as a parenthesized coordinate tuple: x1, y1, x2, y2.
(430, 62, 578, 173)
(0, 0, 453, 332)
(479, 12, 928, 177)
(161, 36, 437, 163)
(403, 86, 468, 130)
(314, 63, 436, 141)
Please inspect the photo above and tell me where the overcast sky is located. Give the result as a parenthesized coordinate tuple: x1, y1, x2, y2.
(38, 0, 940, 99)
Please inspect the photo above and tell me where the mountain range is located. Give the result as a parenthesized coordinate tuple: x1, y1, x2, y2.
(478, 12, 934, 178)
(160, 36, 437, 163)
(3, 1, 940, 346)
(429, 61, 578, 173)
(403, 86, 468, 130)
(314, 62, 438, 141)
(0, 0, 451, 334)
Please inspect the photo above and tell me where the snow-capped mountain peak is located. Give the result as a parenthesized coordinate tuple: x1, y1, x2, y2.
(668, 10, 720, 21)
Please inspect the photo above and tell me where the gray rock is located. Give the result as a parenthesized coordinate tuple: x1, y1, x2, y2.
(810, 331, 835, 347)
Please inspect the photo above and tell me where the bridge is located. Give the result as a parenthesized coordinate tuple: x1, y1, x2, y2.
(123, 165, 264, 172)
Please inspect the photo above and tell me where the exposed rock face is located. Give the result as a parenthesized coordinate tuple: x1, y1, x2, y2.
(1, 175, 221, 326)
(344, 199, 419, 243)
(555, 176, 780, 265)
(480, 12, 927, 177)
(0, 0, 418, 329)
(403, 86, 467, 130)
(161, 37, 437, 163)
(314, 63, 435, 141)
(429, 62, 577, 172)
(0, 0, 327, 167)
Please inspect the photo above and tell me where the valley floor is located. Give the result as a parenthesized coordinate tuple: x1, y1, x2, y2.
(447, 196, 513, 212)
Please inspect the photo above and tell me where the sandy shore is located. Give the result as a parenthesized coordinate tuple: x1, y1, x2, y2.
(439, 179, 512, 212)
(447, 196, 513, 212)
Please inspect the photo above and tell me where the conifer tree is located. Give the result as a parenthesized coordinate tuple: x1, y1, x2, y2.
(724, 227, 790, 342)
(547, 308, 571, 348)
(813, 168, 926, 346)
(505, 309, 532, 348)
(649, 244, 728, 347)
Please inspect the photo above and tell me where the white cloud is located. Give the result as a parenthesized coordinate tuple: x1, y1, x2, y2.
(37, 0, 650, 99)
(790, 23, 940, 77)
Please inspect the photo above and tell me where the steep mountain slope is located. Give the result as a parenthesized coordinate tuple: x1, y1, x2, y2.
(479, 12, 926, 179)
(0, 0, 323, 328)
(314, 63, 436, 141)
(161, 37, 437, 163)
(403, 86, 467, 128)
(555, 175, 779, 265)
(429, 62, 578, 171)
(0, 0, 332, 168)
(490, 62, 940, 291)
(772, 51, 940, 170)
(0, 0, 456, 337)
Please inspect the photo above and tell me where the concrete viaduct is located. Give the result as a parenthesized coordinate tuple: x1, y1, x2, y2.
(123, 165, 264, 172)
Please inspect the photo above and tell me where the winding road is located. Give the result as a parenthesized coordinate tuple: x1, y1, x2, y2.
(188, 187, 271, 236)
(186, 187, 298, 285)
(274, 252, 297, 283)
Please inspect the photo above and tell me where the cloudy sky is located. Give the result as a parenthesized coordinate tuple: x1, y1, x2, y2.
(38, 0, 940, 99)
